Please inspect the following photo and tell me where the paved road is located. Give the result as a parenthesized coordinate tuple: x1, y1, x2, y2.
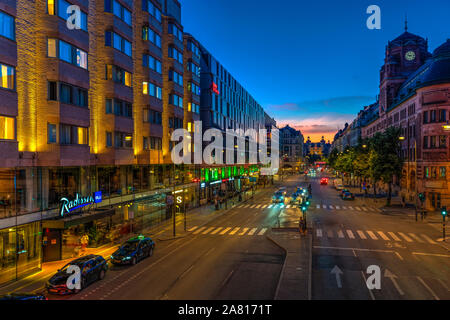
(310, 174, 450, 300)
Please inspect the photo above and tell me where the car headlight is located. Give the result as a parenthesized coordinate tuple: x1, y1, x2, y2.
(122, 256, 131, 261)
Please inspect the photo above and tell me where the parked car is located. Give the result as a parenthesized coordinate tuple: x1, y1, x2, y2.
(110, 236, 155, 266)
(342, 192, 355, 200)
(46, 255, 108, 295)
(320, 178, 328, 185)
(0, 292, 47, 300)
(340, 189, 350, 197)
(272, 191, 284, 203)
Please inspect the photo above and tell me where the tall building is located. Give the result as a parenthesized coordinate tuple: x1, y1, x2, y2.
(279, 125, 304, 171)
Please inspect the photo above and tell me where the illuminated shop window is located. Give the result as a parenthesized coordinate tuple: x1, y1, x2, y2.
(0, 116, 15, 140)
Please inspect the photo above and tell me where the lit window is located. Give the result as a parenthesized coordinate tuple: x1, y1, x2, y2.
(187, 122, 192, 132)
(0, 64, 15, 90)
(188, 102, 192, 112)
(48, 123, 57, 143)
(143, 82, 148, 94)
(124, 72, 131, 87)
(47, 0, 55, 15)
(77, 127, 87, 145)
(0, 116, 15, 140)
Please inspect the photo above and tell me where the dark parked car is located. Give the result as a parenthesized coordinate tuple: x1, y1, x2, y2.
(0, 292, 47, 300)
(46, 255, 108, 295)
(110, 236, 155, 266)
(342, 192, 355, 200)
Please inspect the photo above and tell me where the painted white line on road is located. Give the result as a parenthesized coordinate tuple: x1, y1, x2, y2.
(229, 227, 240, 235)
(238, 227, 249, 235)
(188, 226, 198, 232)
(409, 233, 424, 243)
(313, 246, 397, 254)
(398, 232, 413, 242)
(286, 205, 291, 208)
(243, 204, 250, 208)
(346, 230, 355, 239)
(219, 227, 232, 235)
(337, 230, 344, 238)
(329, 205, 334, 210)
(377, 231, 390, 241)
(348, 206, 354, 210)
(248, 228, 257, 235)
(357, 230, 367, 239)
(417, 276, 440, 300)
(256, 204, 261, 209)
(366, 231, 378, 240)
(202, 227, 215, 235)
(412, 252, 450, 258)
(437, 279, 450, 291)
(210, 227, 223, 235)
(250, 205, 256, 208)
(268, 204, 273, 208)
(360, 271, 376, 300)
(395, 252, 404, 261)
(361, 207, 368, 212)
(388, 232, 401, 241)
(258, 228, 267, 235)
(316, 229, 323, 237)
(323, 205, 327, 209)
(342, 206, 347, 210)
(262, 205, 268, 209)
(355, 207, 361, 211)
(421, 234, 436, 244)
(193, 226, 206, 234)
(335, 205, 340, 210)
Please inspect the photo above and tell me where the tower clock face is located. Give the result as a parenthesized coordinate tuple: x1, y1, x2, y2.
(405, 51, 416, 61)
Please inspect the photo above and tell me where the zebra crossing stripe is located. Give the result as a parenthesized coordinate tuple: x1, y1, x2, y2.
(346, 230, 355, 239)
(239, 228, 249, 235)
(398, 232, 413, 242)
(316, 229, 323, 237)
(323, 205, 327, 209)
(238, 205, 245, 208)
(202, 227, 215, 235)
(421, 234, 436, 244)
(408, 233, 424, 243)
(361, 207, 368, 212)
(258, 228, 267, 235)
(250, 205, 256, 208)
(357, 230, 367, 239)
(193, 227, 206, 234)
(388, 232, 401, 241)
(367, 231, 378, 240)
(188, 226, 198, 232)
(286, 205, 291, 208)
(210, 227, 223, 235)
(377, 231, 390, 241)
(329, 205, 334, 210)
(229, 227, 240, 235)
(243, 204, 250, 208)
(262, 205, 268, 209)
(317, 205, 320, 209)
(220, 227, 232, 235)
(349, 206, 354, 210)
(335, 205, 340, 210)
(268, 204, 273, 208)
(355, 207, 361, 211)
(327, 230, 333, 238)
(248, 228, 258, 235)
(337, 230, 344, 238)
(343, 206, 347, 210)
(256, 205, 261, 209)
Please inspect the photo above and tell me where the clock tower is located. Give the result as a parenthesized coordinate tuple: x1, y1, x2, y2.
(378, 21, 431, 116)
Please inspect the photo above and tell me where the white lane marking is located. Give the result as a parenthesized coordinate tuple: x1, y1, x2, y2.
(329, 205, 334, 210)
(238, 227, 249, 235)
(229, 227, 240, 235)
(355, 207, 361, 211)
(421, 234, 436, 244)
(337, 230, 345, 238)
(398, 232, 413, 242)
(188, 226, 198, 232)
(357, 230, 367, 239)
(377, 231, 390, 241)
(437, 279, 450, 291)
(193, 226, 206, 234)
(360, 271, 376, 300)
(280, 204, 285, 208)
(388, 232, 401, 241)
(210, 227, 223, 235)
(361, 207, 368, 212)
(243, 204, 250, 208)
(348, 206, 354, 210)
(258, 228, 267, 235)
(412, 252, 450, 258)
(342, 206, 347, 210)
(317, 204, 320, 209)
(250, 205, 256, 208)
(327, 230, 334, 238)
(417, 276, 440, 300)
(323, 205, 327, 209)
(268, 204, 274, 208)
(255, 204, 261, 209)
(202, 227, 215, 235)
(335, 205, 340, 210)
(219, 227, 232, 235)
(367, 231, 378, 240)
(248, 228, 257, 235)
(346, 230, 355, 239)
(316, 229, 323, 237)
(408, 233, 424, 243)
(262, 205, 268, 209)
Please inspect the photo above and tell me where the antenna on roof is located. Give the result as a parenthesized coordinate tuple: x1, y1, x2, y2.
(404, 14, 408, 32)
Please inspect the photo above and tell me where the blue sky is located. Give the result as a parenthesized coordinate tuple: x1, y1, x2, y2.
(181, 0, 449, 141)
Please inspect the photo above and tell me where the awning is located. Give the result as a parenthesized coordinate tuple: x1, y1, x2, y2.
(42, 208, 116, 229)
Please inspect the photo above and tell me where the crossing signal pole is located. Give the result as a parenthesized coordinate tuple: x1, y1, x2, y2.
(442, 206, 447, 242)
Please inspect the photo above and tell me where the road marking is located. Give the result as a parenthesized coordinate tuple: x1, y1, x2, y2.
(346, 230, 355, 239)
(398, 232, 413, 242)
(327, 230, 334, 238)
(385, 269, 404, 296)
(417, 276, 440, 300)
(355, 207, 361, 211)
(193, 226, 206, 234)
(210, 227, 223, 235)
(238, 227, 249, 235)
(337, 230, 344, 238)
(250, 204, 256, 208)
(188, 226, 198, 232)
(243, 204, 250, 208)
(202, 227, 215, 235)
(388, 232, 401, 241)
(316, 204, 320, 209)
(323, 204, 327, 209)
(286, 205, 291, 208)
(408, 233, 424, 243)
(219, 227, 232, 235)
(361, 207, 368, 212)
(342, 206, 347, 210)
(420, 234, 436, 244)
(316, 229, 323, 237)
(268, 204, 273, 208)
(262, 204, 267, 209)
(258, 228, 267, 235)
(366, 231, 378, 240)
(377, 231, 390, 241)
(395, 252, 404, 260)
(280, 204, 285, 208)
(412, 252, 450, 258)
(255, 204, 261, 209)
(229, 227, 240, 235)
(248, 228, 257, 235)
(357, 230, 367, 239)
(437, 279, 450, 291)
(374, 207, 382, 212)
(329, 205, 334, 210)
(348, 206, 354, 210)
(360, 271, 376, 300)
(335, 205, 340, 210)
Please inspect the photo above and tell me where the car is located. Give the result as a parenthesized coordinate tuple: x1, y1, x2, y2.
(0, 292, 47, 300)
(290, 192, 301, 204)
(110, 235, 155, 266)
(340, 189, 350, 197)
(277, 187, 287, 195)
(46, 255, 108, 295)
(320, 178, 328, 185)
(272, 191, 284, 203)
(342, 192, 355, 200)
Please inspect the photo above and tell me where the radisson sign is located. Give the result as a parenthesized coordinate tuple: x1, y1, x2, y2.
(60, 191, 102, 217)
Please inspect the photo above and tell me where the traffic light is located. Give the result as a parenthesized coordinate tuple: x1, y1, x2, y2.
(442, 206, 447, 217)
(301, 205, 307, 212)
(306, 201, 310, 206)
(418, 193, 425, 203)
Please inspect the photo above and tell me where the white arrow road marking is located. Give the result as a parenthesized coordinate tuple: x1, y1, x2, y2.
(417, 276, 440, 300)
(331, 266, 343, 288)
(388, 232, 401, 241)
(384, 269, 404, 296)
(247, 228, 257, 235)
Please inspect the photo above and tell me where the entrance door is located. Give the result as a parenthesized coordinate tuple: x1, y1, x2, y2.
(42, 229, 62, 262)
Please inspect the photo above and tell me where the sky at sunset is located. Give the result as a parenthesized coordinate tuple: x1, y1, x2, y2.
(182, 0, 450, 142)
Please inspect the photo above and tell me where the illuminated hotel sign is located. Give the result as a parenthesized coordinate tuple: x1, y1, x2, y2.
(60, 191, 102, 217)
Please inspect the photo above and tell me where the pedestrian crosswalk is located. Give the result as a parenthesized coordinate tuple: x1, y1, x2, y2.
(235, 202, 382, 213)
(188, 225, 268, 236)
(315, 228, 438, 244)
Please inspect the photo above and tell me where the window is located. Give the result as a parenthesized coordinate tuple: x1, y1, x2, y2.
(48, 123, 57, 143)
(143, 0, 161, 23)
(439, 135, 446, 149)
(188, 82, 200, 95)
(106, 65, 132, 87)
(424, 167, 429, 178)
(0, 116, 14, 140)
(108, 98, 132, 118)
(423, 111, 428, 124)
(423, 136, 428, 149)
(106, 131, 112, 147)
(439, 109, 447, 122)
(53, 39, 88, 69)
(0, 11, 15, 40)
(169, 117, 182, 129)
(60, 124, 88, 145)
(105, 31, 132, 57)
(430, 110, 436, 123)
(169, 70, 183, 86)
(142, 54, 162, 73)
(187, 61, 200, 76)
(48, 38, 57, 57)
(143, 109, 162, 124)
(55, 82, 88, 107)
(106, 99, 112, 114)
(114, 131, 132, 148)
(57, 0, 88, 31)
(105, 0, 132, 26)
(168, 23, 183, 41)
(0, 63, 15, 90)
(439, 167, 446, 178)
(187, 40, 200, 56)
(142, 26, 161, 47)
(430, 136, 437, 148)
(48, 81, 57, 100)
(47, 0, 55, 15)
(169, 94, 183, 108)
(150, 136, 162, 150)
(188, 102, 200, 113)
(168, 46, 183, 64)
(142, 82, 162, 99)
(143, 137, 149, 150)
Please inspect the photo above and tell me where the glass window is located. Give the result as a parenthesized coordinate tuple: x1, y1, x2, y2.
(0, 11, 15, 40)
(57, 0, 88, 31)
(439, 167, 446, 178)
(48, 123, 57, 143)
(0, 116, 14, 140)
(440, 135, 446, 148)
(0, 63, 15, 90)
(48, 81, 57, 100)
(48, 38, 57, 57)
(77, 127, 87, 144)
(106, 99, 112, 114)
(59, 40, 72, 63)
(106, 131, 112, 147)
(76, 48, 87, 69)
(48, 0, 56, 15)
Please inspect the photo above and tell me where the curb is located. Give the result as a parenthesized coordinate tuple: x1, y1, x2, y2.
(265, 233, 288, 300)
